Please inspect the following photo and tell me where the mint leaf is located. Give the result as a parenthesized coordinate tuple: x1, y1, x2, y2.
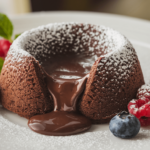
(0, 13, 13, 40)
(0, 57, 4, 73)
(14, 33, 21, 40)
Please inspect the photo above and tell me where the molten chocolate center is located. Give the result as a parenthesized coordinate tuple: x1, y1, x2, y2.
(28, 53, 95, 136)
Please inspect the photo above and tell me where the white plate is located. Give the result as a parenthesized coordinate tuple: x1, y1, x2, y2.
(1, 11, 150, 150)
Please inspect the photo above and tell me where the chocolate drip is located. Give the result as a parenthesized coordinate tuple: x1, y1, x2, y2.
(28, 53, 95, 136)
(46, 74, 88, 112)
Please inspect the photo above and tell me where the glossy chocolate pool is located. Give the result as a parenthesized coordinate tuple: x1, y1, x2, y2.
(28, 53, 95, 136)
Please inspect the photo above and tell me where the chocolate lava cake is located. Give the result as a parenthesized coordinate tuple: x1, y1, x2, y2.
(0, 23, 144, 123)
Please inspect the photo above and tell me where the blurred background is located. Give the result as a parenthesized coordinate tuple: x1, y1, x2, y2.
(0, 0, 150, 20)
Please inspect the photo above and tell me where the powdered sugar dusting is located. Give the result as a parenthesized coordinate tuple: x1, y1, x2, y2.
(7, 22, 129, 65)
(0, 108, 150, 150)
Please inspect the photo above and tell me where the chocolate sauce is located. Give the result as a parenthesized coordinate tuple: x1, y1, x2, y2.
(28, 53, 95, 136)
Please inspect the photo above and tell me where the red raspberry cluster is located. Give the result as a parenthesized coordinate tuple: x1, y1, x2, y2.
(128, 84, 150, 126)
(137, 84, 150, 99)
(0, 39, 11, 59)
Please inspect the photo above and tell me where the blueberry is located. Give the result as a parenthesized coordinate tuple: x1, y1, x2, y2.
(109, 111, 140, 139)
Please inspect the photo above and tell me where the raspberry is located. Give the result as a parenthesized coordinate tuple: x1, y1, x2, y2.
(0, 46, 5, 58)
(137, 84, 150, 99)
(128, 96, 150, 126)
(0, 39, 11, 58)
(139, 117, 150, 126)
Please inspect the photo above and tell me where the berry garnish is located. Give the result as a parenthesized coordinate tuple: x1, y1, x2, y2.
(139, 117, 150, 126)
(0, 44, 5, 58)
(0, 39, 11, 58)
(0, 13, 21, 72)
(109, 111, 140, 139)
(137, 84, 150, 99)
(128, 96, 150, 126)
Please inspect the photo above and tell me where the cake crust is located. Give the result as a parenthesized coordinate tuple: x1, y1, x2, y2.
(79, 57, 144, 123)
(0, 52, 53, 118)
